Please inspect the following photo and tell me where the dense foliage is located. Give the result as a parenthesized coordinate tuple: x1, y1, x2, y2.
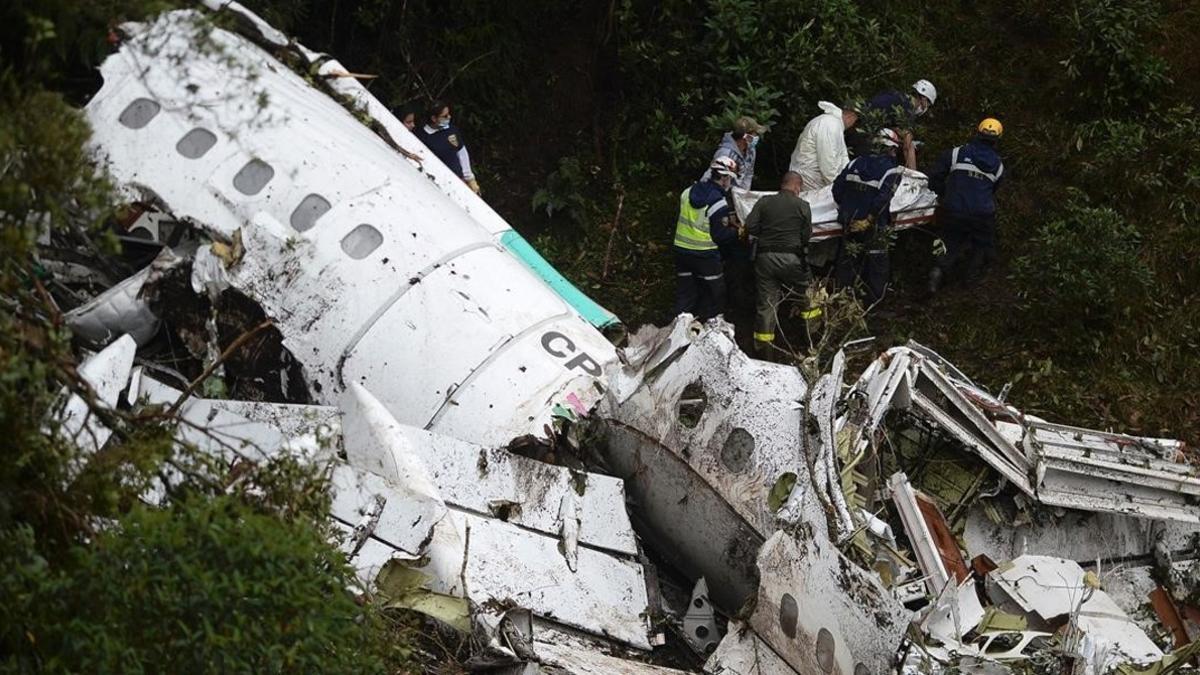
(0, 1, 416, 672)
(1, 498, 398, 673)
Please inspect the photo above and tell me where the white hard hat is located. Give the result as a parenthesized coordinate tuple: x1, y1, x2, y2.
(709, 156, 739, 178)
(912, 79, 937, 106)
(876, 128, 900, 148)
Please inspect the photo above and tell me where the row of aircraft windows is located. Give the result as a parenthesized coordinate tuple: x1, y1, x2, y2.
(118, 97, 384, 260)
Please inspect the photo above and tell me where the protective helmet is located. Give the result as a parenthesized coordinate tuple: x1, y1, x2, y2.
(875, 128, 900, 148)
(709, 156, 739, 178)
(977, 118, 1004, 138)
(912, 79, 938, 106)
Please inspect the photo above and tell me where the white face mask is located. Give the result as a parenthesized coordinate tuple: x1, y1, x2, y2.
(437, 118, 451, 130)
(748, 135, 759, 150)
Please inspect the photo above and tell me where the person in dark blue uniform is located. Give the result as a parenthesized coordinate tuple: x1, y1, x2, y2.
(927, 118, 1006, 293)
(859, 79, 937, 169)
(416, 100, 481, 194)
(673, 157, 742, 321)
(832, 129, 905, 305)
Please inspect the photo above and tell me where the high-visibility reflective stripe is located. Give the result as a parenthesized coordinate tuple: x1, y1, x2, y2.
(753, 332, 775, 342)
(699, 273, 724, 281)
(674, 187, 718, 251)
(801, 307, 823, 319)
(675, 234, 717, 251)
(844, 166, 903, 189)
(676, 272, 693, 277)
(949, 146, 1003, 182)
(705, 198, 728, 219)
(679, 219, 711, 233)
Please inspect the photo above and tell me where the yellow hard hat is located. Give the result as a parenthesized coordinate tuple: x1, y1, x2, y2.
(978, 118, 1004, 137)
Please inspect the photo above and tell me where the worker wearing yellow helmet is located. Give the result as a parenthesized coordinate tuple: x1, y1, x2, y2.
(927, 118, 1006, 294)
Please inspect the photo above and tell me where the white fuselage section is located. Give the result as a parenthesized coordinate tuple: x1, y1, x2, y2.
(85, 10, 615, 446)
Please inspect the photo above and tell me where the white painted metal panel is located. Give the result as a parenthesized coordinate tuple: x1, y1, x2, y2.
(460, 512, 652, 650)
(745, 531, 909, 675)
(706, 622, 799, 675)
(987, 555, 1163, 667)
(329, 464, 446, 558)
(342, 384, 638, 555)
(58, 334, 137, 461)
(85, 10, 617, 447)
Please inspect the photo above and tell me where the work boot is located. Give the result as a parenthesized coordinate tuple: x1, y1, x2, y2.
(752, 339, 774, 362)
(927, 267, 944, 295)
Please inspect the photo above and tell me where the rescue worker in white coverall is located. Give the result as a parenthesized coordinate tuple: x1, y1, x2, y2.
(788, 101, 859, 191)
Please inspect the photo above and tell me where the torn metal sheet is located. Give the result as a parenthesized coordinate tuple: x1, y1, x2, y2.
(705, 623, 800, 675)
(135, 380, 444, 561)
(85, 8, 618, 448)
(56, 333, 137, 463)
(134, 379, 654, 651)
(1026, 419, 1200, 523)
(922, 579, 987, 642)
(845, 343, 1200, 523)
(493, 625, 693, 675)
(413, 509, 654, 650)
(329, 464, 447, 559)
(600, 318, 820, 611)
(681, 578, 721, 656)
(65, 263, 161, 346)
(343, 383, 639, 555)
(741, 531, 910, 675)
(891, 471, 952, 595)
(607, 317, 701, 404)
(136, 378, 340, 466)
(801, 354, 856, 541)
(987, 555, 1164, 668)
(962, 503, 1200, 565)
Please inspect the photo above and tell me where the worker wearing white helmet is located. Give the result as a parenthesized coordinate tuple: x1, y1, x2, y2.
(861, 79, 938, 169)
(672, 157, 742, 321)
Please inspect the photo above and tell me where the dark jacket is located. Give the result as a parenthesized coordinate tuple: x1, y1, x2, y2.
(678, 179, 738, 259)
(863, 90, 917, 130)
(417, 124, 467, 178)
(745, 191, 812, 254)
(929, 138, 1005, 217)
(832, 154, 903, 227)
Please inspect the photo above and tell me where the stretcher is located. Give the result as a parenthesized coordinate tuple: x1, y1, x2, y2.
(731, 168, 938, 241)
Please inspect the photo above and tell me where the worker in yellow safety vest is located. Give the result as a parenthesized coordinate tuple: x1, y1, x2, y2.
(673, 156, 741, 321)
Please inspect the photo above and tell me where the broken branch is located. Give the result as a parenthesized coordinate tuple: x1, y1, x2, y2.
(168, 319, 273, 415)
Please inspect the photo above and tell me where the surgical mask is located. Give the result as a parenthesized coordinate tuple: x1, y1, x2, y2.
(438, 118, 451, 130)
(748, 135, 759, 150)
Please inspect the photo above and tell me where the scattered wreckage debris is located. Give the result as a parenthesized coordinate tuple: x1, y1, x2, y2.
(34, 1, 1200, 673)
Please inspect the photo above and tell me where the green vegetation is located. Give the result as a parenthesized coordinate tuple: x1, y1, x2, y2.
(0, 2, 417, 672)
(1, 497, 404, 673)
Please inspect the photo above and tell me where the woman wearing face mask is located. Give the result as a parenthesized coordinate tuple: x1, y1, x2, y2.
(701, 115, 767, 191)
(417, 100, 481, 195)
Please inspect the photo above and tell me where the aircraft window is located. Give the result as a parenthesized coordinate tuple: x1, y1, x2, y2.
(290, 194, 331, 232)
(176, 128, 217, 159)
(118, 98, 161, 129)
(815, 627, 836, 673)
(232, 159, 274, 196)
(341, 224, 383, 259)
(778, 593, 798, 638)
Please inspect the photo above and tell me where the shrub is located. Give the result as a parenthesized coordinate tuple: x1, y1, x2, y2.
(1013, 198, 1151, 347)
(0, 497, 399, 674)
(616, 0, 897, 171)
(1061, 0, 1171, 115)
